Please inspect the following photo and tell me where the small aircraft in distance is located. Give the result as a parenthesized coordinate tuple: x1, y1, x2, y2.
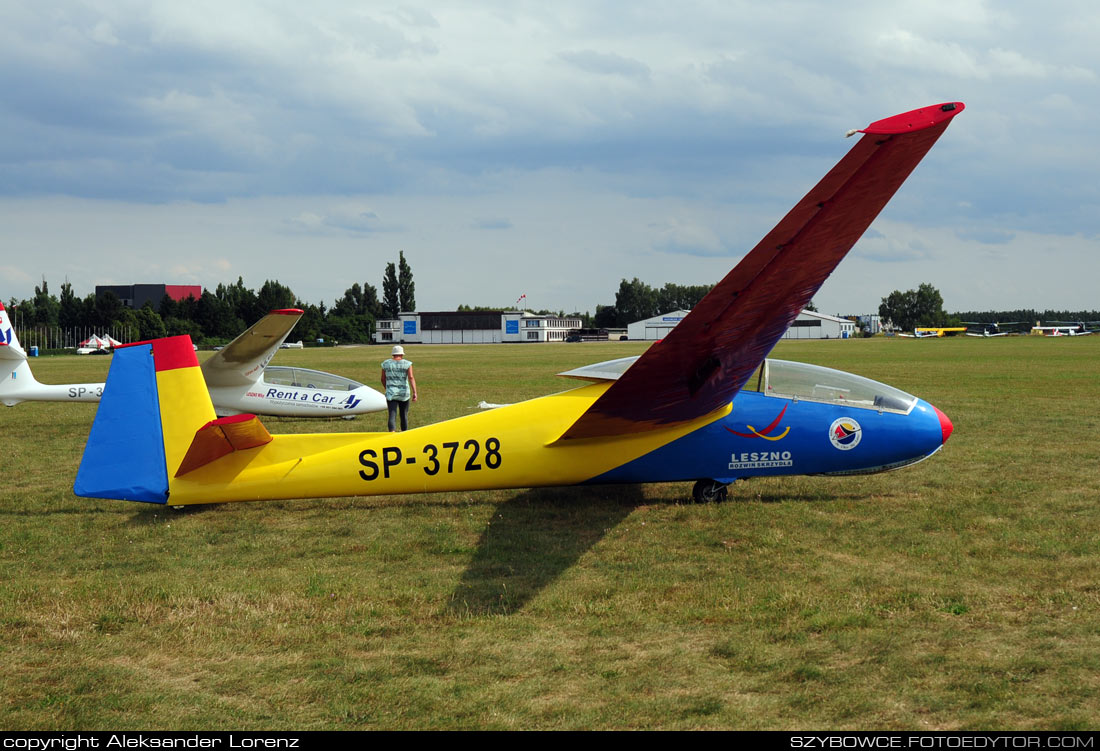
(74, 101, 963, 507)
(0, 305, 386, 417)
(898, 327, 968, 338)
(1031, 322, 1097, 337)
(963, 321, 1025, 337)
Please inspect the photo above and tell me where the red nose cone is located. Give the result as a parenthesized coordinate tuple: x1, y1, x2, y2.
(933, 405, 953, 444)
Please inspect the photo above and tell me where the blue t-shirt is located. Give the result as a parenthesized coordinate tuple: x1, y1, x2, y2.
(381, 358, 412, 401)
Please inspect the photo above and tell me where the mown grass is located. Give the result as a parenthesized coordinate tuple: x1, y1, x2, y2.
(1, 336, 1097, 730)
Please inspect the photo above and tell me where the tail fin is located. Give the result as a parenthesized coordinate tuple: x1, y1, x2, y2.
(75, 336, 216, 503)
(0, 301, 24, 354)
(1, 301, 31, 406)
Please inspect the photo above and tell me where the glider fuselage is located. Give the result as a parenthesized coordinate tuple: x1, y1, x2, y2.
(96, 352, 950, 506)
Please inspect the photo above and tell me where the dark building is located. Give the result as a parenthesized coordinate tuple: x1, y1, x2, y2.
(96, 284, 202, 310)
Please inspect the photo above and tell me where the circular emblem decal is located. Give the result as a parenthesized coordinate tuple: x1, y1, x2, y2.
(829, 417, 862, 450)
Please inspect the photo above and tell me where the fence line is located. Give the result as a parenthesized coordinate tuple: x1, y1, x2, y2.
(12, 325, 135, 351)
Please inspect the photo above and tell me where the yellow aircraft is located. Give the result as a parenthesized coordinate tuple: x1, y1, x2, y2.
(74, 102, 963, 507)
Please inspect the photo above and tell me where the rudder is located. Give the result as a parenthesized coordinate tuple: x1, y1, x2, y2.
(74, 336, 216, 503)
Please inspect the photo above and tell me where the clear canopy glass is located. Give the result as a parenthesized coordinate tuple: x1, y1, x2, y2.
(762, 359, 916, 413)
(265, 366, 364, 392)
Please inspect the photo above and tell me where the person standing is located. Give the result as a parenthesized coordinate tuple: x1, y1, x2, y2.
(381, 345, 417, 432)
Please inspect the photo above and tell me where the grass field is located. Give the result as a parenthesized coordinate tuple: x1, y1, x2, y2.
(1, 336, 1098, 730)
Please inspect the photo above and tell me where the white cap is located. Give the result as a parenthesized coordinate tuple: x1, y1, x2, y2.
(391, 345, 405, 356)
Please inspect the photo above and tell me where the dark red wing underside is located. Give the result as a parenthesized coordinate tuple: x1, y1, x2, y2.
(561, 102, 964, 440)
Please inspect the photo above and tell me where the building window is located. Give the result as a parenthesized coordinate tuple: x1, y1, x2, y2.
(526, 331, 540, 340)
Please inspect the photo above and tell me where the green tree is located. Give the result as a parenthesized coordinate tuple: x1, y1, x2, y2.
(216, 277, 260, 329)
(614, 278, 658, 326)
(329, 282, 380, 343)
(59, 282, 82, 329)
(656, 282, 713, 313)
(879, 283, 952, 331)
(91, 290, 124, 330)
(257, 280, 297, 314)
(135, 303, 167, 340)
(398, 250, 415, 312)
(32, 279, 59, 327)
(382, 262, 400, 318)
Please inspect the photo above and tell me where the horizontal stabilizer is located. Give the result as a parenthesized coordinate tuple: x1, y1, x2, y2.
(176, 414, 273, 477)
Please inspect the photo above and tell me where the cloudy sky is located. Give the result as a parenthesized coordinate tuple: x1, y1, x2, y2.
(3, 1, 1098, 316)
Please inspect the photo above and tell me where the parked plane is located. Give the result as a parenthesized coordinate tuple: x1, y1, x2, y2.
(1031, 322, 1096, 337)
(900, 327, 968, 338)
(963, 321, 1025, 337)
(1, 302, 104, 405)
(1, 305, 386, 417)
(73, 101, 963, 507)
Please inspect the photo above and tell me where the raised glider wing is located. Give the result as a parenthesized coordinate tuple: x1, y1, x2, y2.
(200, 309, 385, 417)
(1, 304, 385, 417)
(74, 102, 963, 506)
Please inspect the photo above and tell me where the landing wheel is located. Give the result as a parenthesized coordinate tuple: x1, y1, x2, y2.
(692, 479, 729, 504)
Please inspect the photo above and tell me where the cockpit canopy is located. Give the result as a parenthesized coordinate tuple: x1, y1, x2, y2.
(747, 359, 917, 414)
(264, 366, 364, 392)
(559, 356, 917, 414)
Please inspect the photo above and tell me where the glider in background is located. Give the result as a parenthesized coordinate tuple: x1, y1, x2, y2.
(74, 102, 963, 507)
(198, 309, 385, 418)
(963, 321, 1025, 337)
(1, 305, 386, 417)
(1031, 322, 1097, 337)
(1, 301, 104, 405)
(898, 327, 968, 338)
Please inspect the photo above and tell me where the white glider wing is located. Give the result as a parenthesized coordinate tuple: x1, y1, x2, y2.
(201, 308, 303, 388)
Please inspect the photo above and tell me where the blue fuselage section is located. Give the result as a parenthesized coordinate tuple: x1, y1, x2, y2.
(590, 390, 946, 485)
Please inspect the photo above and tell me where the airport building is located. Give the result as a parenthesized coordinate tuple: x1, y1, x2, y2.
(627, 311, 691, 340)
(96, 284, 203, 309)
(373, 311, 585, 344)
(780, 310, 856, 339)
(627, 309, 855, 340)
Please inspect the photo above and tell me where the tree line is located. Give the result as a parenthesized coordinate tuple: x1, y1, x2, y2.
(878, 283, 1100, 331)
(593, 278, 715, 329)
(7, 252, 417, 347)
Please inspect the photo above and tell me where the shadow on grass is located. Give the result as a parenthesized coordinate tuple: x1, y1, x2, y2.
(448, 484, 644, 616)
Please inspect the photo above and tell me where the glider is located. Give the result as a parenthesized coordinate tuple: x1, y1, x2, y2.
(1031, 322, 1097, 337)
(74, 102, 963, 506)
(963, 321, 1026, 337)
(0, 305, 386, 417)
(198, 309, 385, 418)
(1, 301, 104, 405)
(899, 327, 968, 338)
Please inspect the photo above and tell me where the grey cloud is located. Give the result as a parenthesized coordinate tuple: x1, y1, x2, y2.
(557, 50, 651, 81)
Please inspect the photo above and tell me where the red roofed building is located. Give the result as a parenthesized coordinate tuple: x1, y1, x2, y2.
(96, 284, 203, 309)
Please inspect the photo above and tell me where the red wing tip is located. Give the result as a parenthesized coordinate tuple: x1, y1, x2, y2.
(272, 308, 304, 315)
(860, 102, 965, 135)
